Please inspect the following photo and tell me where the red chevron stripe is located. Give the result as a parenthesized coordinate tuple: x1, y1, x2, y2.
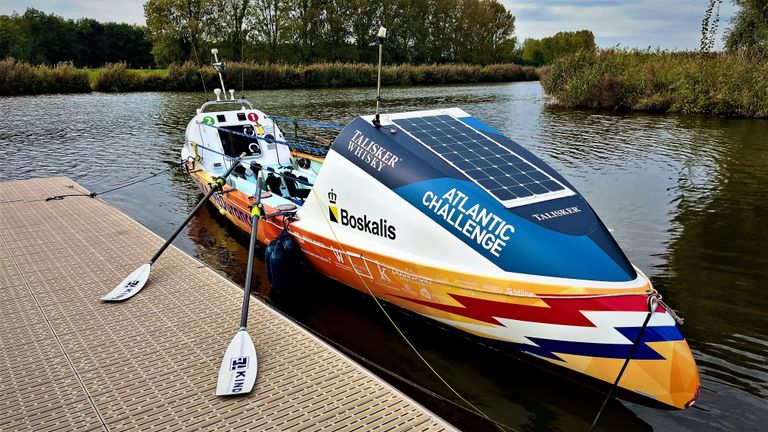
(395, 293, 663, 327)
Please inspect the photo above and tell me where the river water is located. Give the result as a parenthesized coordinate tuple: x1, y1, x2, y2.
(1, 82, 765, 431)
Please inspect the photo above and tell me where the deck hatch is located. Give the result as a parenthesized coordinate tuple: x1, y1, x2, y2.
(393, 115, 574, 208)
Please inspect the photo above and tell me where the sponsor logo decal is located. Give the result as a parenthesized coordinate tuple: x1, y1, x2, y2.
(328, 189, 397, 240)
(531, 206, 581, 221)
(229, 356, 249, 393)
(347, 130, 401, 172)
(211, 190, 252, 226)
(422, 187, 514, 257)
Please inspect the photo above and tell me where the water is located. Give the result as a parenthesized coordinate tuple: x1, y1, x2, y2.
(1, 83, 766, 431)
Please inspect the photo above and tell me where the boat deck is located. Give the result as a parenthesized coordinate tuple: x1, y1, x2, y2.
(0, 177, 454, 431)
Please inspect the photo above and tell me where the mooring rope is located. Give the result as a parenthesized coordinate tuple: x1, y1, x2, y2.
(269, 298, 519, 431)
(307, 187, 507, 432)
(44, 162, 184, 202)
(588, 293, 659, 432)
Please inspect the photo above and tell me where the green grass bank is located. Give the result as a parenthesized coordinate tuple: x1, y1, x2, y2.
(541, 50, 768, 118)
(0, 60, 539, 95)
(0, 59, 91, 95)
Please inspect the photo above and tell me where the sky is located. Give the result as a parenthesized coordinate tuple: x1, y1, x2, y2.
(1, 0, 737, 50)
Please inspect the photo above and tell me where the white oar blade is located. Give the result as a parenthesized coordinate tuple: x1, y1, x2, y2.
(216, 329, 258, 396)
(101, 263, 151, 302)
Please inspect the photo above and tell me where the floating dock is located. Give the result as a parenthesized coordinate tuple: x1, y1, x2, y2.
(0, 177, 455, 431)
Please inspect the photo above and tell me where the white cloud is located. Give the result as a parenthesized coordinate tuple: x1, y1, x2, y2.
(1, 0, 145, 25)
(502, 0, 736, 50)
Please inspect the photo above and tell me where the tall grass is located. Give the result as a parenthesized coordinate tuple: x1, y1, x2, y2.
(0, 60, 539, 96)
(0, 59, 91, 96)
(93, 63, 166, 92)
(541, 49, 768, 118)
(166, 61, 539, 91)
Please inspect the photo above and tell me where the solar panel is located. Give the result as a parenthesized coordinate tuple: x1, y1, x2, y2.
(393, 115, 573, 207)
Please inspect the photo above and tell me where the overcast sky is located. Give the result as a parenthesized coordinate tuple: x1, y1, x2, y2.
(1, 0, 737, 50)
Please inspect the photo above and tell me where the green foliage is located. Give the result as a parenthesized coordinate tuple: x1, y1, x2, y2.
(726, 0, 768, 53)
(144, 0, 516, 66)
(520, 30, 596, 66)
(541, 49, 768, 118)
(0, 8, 153, 67)
(0, 59, 91, 95)
(0, 59, 537, 95)
(164, 61, 539, 91)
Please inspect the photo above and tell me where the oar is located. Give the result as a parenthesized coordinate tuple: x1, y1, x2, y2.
(101, 154, 246, 302)
(216, 168, 263, 396)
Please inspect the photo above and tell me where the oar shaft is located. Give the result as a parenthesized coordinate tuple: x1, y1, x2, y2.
(240, 213, 258, 328)
(150, 157, 243, 265)
(149, 186, 218, 264)
(240, 173, 263, 329)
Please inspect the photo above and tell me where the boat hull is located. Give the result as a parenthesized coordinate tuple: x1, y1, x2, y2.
(185, 165, 700, 410)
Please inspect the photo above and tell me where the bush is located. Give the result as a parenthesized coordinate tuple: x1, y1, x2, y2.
(541, 49, 768, 118)
(0, 59, 90, 96)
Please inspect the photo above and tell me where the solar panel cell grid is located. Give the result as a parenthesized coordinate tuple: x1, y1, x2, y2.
(393, 115, 571, 206)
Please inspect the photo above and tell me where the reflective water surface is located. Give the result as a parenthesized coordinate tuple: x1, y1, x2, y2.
(1, 82, 766, 431)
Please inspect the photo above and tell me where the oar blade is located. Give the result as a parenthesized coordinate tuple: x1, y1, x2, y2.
(216, 329, 258, 396)
(100, 263, 151, 302)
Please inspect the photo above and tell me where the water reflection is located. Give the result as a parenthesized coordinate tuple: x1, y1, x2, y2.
(1, 82, 765, 431)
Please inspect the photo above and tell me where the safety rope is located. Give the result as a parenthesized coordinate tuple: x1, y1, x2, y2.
(197, 121, 330, 155)
(270, 116, 346, 130)
(44, 162, 184, 202)
(307, 187, 505, 431)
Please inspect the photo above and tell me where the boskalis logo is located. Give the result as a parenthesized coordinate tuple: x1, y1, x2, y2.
(328, 189, 396, 240)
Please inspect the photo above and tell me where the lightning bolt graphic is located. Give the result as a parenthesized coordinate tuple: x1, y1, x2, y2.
(395, 293, 682, 360)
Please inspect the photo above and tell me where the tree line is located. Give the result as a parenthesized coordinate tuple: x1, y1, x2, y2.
(0, 2, 606, 69)
(0, 8, 153, 68)
(144, 0, 517, 66)
(516, 31, 596, 66)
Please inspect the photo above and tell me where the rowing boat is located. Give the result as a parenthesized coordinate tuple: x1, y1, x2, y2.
(180, 57, 699, 411)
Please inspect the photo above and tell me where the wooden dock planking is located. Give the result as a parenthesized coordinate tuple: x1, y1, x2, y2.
(0, 177, 455, 432)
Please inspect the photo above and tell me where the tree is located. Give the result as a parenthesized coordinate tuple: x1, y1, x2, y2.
(248, 0, 286, 62)
(144, 0, 215, 66)
(347, 0, 380, 62)
(520, 30, 595, 66)
(210, 0, 251, 61)
(726, 0, 768, 52)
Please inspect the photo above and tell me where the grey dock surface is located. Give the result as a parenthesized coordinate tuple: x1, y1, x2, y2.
(0, 177, 455, 432)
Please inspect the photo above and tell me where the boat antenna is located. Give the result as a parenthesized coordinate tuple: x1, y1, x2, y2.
(373, 26, 387, 128)
(190, 36, 208, 98)
(211, 48, 229, 99)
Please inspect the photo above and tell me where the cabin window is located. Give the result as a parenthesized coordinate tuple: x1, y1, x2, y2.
(218, 125, 262, 157)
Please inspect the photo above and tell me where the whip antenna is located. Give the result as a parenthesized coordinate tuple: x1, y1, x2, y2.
(373, 26, 387, 128)
(211, 48, 229, 99)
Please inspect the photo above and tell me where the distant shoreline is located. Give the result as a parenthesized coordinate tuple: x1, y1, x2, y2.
(0, 60, 540, 96)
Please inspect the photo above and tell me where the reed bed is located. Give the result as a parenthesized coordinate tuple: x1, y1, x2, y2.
(0, 60, 539, 95)
(166, 61, 539, 91)
(541, 49, 768, 118)
(0, 59, 91, 96)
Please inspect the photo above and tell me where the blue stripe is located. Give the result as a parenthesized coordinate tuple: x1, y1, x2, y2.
(520, 326, 684, 361)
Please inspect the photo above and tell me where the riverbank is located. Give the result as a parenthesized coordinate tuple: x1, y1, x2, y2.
(0, 60, 539, 95)
(540, 49, 768, 118)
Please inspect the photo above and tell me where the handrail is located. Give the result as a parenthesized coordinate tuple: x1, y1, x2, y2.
(199, 98, 254, 113)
